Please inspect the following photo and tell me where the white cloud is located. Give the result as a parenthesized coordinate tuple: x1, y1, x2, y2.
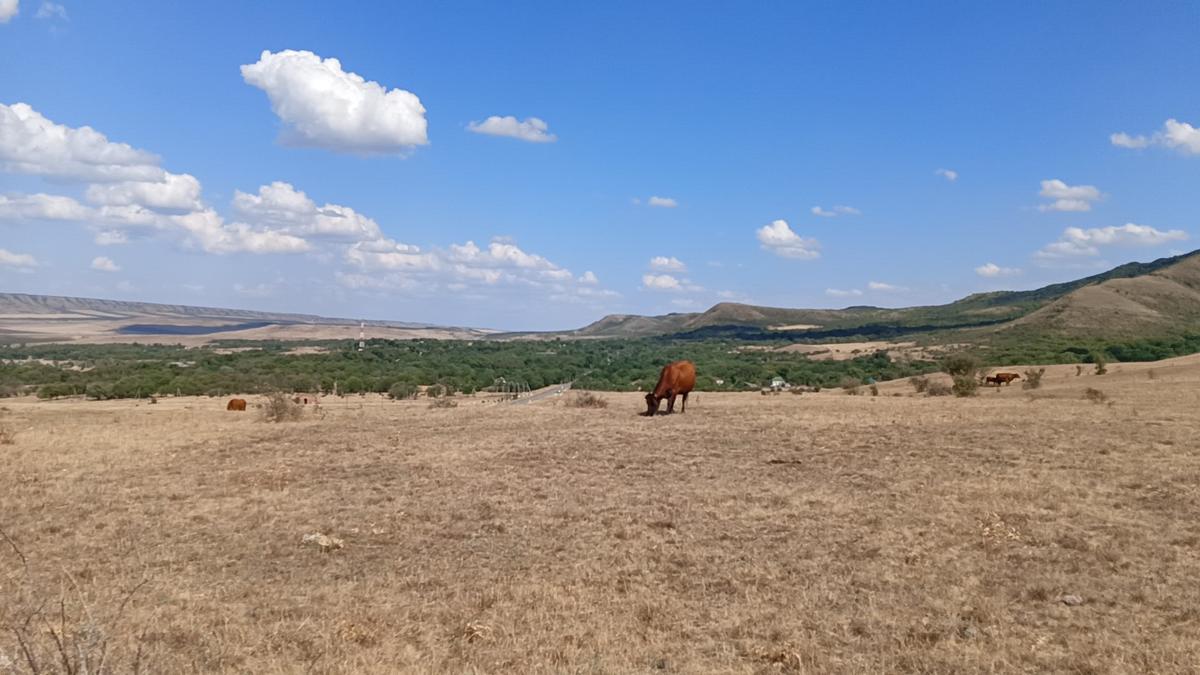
(1110, 132, 1149, 149)
(0, 103, 163, 182)
(867, 281, 906, 292)
(935, 168, 958, 182)
(578, 270, 598, 284)
(85, 172, 202, 211)
(825, 288, 863, 298)
(975, 262, 1021, 278)
(241, 49, 428, 155)
(233, 282, 276, 298)
(34, 1, 64, 19)
(94, 230, 127, 246)
(0, 248, 36, 268)
(647, 196, 677, 208)
(649, 255, 685, 272)
(811, 205, 860, 217)
(1111, 118, 1200, 155)
(756, 219, 820, 260)
(90, 256, 120, 272)
(467, 116, 556, 143)
(1037, 179, 1102, 212)
(642, 273, 682, 291)
(171, 209, 311, 255)
(232, 181, 383, 241)
(1036, 223, 1188, 260)
(0, 193, 91, 220)
(0, 0, 17, 23)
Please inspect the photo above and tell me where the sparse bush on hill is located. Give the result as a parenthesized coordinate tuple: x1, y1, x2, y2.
(388, 382, 418, 400)
(926, 381, 952, 396)
(567, 391, 609, 408)
(425, 384, 447, 398)
(952, 376, 978, 397)
(909, 376, 929, 393)
(941, 353, 979, 397)
(261, 392, 303, 422)
(841, 377, 862, 395)
(429, 398, 457, 409)
(940, 353, 979, 379)
(0, 423, 13, 445)
(1076, 365, 1084, 377)
(1084, 387, 1108, 404)
(1092, 352, 1108, 375)
(1022, 368, 1046, 390)
(869, 384, 879, 396)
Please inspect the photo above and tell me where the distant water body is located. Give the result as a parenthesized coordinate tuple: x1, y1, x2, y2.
(117, 321, 276, 335)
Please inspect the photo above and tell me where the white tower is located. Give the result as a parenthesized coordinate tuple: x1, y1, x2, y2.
(358, 321, 365, 352)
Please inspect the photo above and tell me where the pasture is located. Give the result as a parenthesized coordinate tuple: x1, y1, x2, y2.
(2, 356, 1199, 673)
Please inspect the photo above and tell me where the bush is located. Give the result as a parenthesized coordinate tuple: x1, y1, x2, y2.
(85, 382, 114, 400)
(425, 384, 446, 398)
(261, 392, 303, 422)
(1092, 352, 1108, 375)
(869, 384, 879, 397)
(429, 398, 457, 409)
(951, 375, 978, 397)
(909, 376, 929, 393)
(567, 391, 609, 408)
(1076, 365, 1083, 377)
(0, 423, 13, 445)
(1083, 387, 1108, 404)
(941, 353, 979, 378)
(926, 381, 953, 396)
(841, 377, 862, 396)
(388, 382, 418, 400)
(1022, 368, 1045, 390)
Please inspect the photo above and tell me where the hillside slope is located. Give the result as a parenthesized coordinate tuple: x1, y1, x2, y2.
(1005, 253, 1200, 338)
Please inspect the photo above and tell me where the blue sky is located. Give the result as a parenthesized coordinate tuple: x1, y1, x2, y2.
(2, 1, 1198, 330)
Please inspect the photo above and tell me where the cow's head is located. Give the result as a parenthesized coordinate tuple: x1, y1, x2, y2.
(644, 393, 659, 416)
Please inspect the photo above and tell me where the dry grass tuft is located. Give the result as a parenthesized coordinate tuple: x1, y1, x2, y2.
(1022, 367, 1046, 390)
(1084, 387, 1108, 404)
(428, 398, 458, 409)
(566, 391, 609, 408)
(260, 392, 303, 422)
(0, 424, 14, 445)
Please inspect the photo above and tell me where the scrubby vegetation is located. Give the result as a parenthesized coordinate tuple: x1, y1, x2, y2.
(0, 338, 937, 401)
(1022, 368, 1046, 390)
(261, 392, 303, 422)
(940, 353, 979, 397)
(1084, 387, 1108, 404)
(567, 391, 609, 408)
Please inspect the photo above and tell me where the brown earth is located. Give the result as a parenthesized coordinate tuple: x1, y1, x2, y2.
(2, 356, 1199, 672)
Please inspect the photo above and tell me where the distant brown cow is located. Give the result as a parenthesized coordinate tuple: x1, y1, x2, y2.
(226, 398, 247, 411)
(645, 360, 696, 416)
(986, 372, 1021, 387)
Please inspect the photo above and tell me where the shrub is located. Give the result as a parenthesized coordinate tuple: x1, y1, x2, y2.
(909, 376, 929, 393)
(261, 392, 303, 422)
(388, 382, 418, 400)
(1022, 368, 1045, 390)
(429, 398, 458, 409)
(951, 376, 978, 397)
(1092, 353, 1108, 375)
(926, 381, 953, 396)
(941, 353, 979, 379)
(425, 384, 446, 398)
(1147, 369, 1157, 380)
(841, 377, 862, 396)
(1083, 387, 1108, 404)
(567, 391, 609, 408)
(1075, 365, 1083, 377)
(85, 382, 114, 400)
(0, 424, 13, 445)
(869, 384, 879, 397)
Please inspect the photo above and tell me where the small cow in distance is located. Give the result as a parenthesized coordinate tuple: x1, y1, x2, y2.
(645, 360, 696, 416)
(226, 398, 247, 411)
(985, 372, 1021, 387)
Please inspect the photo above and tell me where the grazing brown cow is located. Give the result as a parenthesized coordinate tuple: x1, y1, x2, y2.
(226, 398, 247, 411)
(986, 372, 1020, 387)
(645, 360, 696, 416)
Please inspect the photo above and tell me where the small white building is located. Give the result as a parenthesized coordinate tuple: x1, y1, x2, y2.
(769, 376, 790, 391)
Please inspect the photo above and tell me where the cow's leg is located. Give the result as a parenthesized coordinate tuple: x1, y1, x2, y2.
(681, 391, 689, 413)
(666, 393, 676, 414)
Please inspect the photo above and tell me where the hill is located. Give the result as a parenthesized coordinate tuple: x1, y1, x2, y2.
(570, 250, 1200, 341)
(0, 293, 494, 344)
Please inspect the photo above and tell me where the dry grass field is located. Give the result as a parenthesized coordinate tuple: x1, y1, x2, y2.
(2, 356, 1200, 673)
